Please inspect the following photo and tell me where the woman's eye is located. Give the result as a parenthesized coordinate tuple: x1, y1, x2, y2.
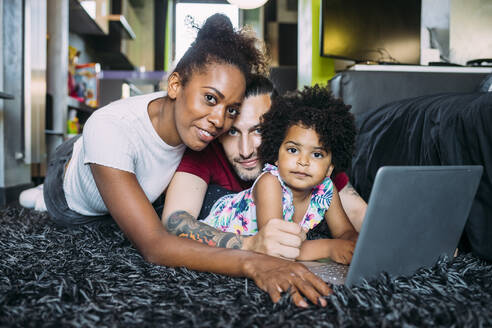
(227, 107, 239, 116)
(287, 147, 297, 154)
(205, 94, 217, 105)
(228, 128, 238, 136)
(254, 128, 261, 135)
(313, 152, 324, 158)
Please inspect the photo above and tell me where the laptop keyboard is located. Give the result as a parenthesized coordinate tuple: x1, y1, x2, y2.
(301, 260, 349, 285)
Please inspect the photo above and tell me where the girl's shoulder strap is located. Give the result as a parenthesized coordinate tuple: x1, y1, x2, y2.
(251, 164, 286, 191)
(311, 176, 334, 209)
(262, 164, 288, 187)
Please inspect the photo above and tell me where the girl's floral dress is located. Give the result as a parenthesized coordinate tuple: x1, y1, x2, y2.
(202, 164, 334, 235)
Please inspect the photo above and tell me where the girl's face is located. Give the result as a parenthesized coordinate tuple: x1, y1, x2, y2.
(276, 124, 334, 192)
(169, 63, 246, 151)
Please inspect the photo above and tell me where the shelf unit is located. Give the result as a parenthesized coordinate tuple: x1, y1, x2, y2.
(68, 0, 136, 70)
(67, 96, 97, 114)
(68, 0, 106, 35)
(0, 91, 14, 99)
(108, 14, 136, 40)
(67, 96, 98, 128)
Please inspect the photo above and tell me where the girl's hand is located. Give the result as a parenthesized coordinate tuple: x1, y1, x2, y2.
(327, 239, 355, 265)
(242, 218, 306, 259)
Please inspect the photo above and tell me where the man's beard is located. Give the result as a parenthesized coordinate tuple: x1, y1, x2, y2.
(231, 161, 262, 182)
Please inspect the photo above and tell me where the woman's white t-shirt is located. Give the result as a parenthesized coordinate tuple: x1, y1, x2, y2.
(63, 91, 186, 216)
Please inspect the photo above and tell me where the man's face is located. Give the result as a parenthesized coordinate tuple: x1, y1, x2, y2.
(219, 93, 272, 181)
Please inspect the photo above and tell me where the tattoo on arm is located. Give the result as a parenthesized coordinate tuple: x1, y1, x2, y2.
(165, 211, 243, 249)
(345, 182, 361, 197)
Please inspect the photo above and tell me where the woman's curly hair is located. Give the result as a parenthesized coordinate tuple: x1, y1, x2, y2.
(258, 85, 356, 174)
(173, 14, 269, 86)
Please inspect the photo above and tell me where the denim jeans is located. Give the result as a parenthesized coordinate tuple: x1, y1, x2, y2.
(43, 136, 182, 226)
(43, 136, 114, 226)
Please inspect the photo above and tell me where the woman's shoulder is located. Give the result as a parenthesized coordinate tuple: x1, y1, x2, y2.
(85, 91, 167, 132)
(93, 91, 166, 118)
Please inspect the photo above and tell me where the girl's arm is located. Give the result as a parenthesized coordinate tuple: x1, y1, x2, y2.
(253, 173, 284, 229)
(253, 173, 304, 259)
(90, 164, 330, 306)
(296, 187, 358, 262)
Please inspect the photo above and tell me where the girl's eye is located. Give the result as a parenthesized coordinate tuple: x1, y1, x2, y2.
(227, 107, 239, 117)
(205, 94, 217, 105)
(287, 147, 298, 154)
(313, 152, 324, 159)
(228, 127, 238, 136)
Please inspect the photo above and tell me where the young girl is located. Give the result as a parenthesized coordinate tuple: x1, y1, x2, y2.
(203, 85, 358, 263)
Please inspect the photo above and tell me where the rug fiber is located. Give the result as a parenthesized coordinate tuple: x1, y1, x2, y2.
(1, 206, 492, 327)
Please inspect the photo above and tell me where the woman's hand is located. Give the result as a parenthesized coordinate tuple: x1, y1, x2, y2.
(242, 252, 331, 307)
(327, 239, 355, 265)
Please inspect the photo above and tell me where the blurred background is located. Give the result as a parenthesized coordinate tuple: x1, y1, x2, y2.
(0, 0, 491, 205)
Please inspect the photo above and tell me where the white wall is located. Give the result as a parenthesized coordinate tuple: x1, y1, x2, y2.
(421, 0, 449, 63)
(421, 0, 492, 65)
(450, 0, 492, 65)
(297, 0, 312, 87)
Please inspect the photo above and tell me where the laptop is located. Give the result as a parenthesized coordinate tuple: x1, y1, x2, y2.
(303, 165, 483, 287)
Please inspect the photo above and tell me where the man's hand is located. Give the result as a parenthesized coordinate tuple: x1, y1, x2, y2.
(242, 218, 306, 259)
(327, 239, 355, 265)
(242, 252, 331, 307)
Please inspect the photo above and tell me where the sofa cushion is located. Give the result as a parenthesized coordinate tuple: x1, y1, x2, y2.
(478, 73, 492, 92)
(329, 70, 490, 118)
(351, 92, 492, 260)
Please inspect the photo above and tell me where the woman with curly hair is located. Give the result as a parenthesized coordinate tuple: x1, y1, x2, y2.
(203, 85, 359, 263)
(20, 14, 331, 307)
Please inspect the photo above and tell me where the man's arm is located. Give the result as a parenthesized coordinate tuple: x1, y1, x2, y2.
(163, 171, 305, 259)
(162, 172, 246, 248)
(338, 182, 367, 232)
(162, 172, 208, 221)
(166, 210, 244, 248)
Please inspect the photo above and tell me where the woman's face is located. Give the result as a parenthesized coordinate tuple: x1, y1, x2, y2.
(170, 63, 246, 151)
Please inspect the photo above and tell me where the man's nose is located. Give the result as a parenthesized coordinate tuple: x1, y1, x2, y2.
(239, 135, 254, 159)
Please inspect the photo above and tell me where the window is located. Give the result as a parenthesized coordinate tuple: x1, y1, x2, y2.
(174, 1, 239, 63)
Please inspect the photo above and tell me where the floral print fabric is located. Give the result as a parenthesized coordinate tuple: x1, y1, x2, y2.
(202, 164, 333, 235)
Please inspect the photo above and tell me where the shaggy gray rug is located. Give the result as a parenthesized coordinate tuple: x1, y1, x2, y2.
(1, 206, 492, 327)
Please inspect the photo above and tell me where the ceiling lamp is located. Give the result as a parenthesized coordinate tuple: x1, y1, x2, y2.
(227, 0, 269, 10)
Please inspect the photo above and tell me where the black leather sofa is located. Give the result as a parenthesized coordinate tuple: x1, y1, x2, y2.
(329, 68, 492, 261)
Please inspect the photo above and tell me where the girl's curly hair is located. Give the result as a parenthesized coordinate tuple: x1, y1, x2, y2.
(174, 14, 269, 86)
(258, 85, 356, 174)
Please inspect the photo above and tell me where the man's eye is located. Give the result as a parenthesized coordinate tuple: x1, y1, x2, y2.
(254, 128, 262, 135)
(313, 152, 324, 159)
(287, 147, 297, 154)
(228, 128, 238, 136)
(205, 94, 217, 104)
(227, 107, 239, 116)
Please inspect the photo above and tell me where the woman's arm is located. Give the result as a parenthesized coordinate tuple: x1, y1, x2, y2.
(90, 163, 330, 306)
(297, 187, 358, 262)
